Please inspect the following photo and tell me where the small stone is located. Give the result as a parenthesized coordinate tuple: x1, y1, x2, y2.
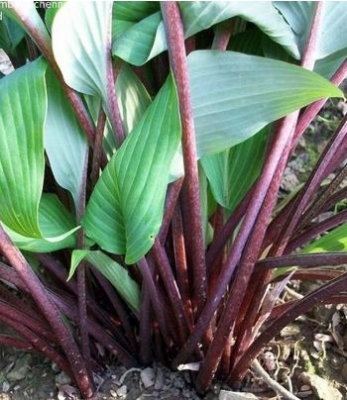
(51, 363, 60, 373)
(57, 390, 66, 400)
(280, 323, 300, 337)
(173, 375, 185, 389)
(218, 390, 258, 400)
(154, 368, 164, 390)
(1, 381, 10, 393)
(182, 371, 192, 384)
(116, 384, 127, 397)
(169, 371, 177, 379)
(7, 355, 31, 381)
(330, 354, 344, 371)
(281, 167, 300, 192)
(300, 384, 312, 391)
(58, 384, 78, 398)
(183, 388, 194, 397)
(55, 371, 71, 385)
(140, 367, 155, 388)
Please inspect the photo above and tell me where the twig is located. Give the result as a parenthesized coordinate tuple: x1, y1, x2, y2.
(251, 359, 300, 400)
(284, 286, 303, 301)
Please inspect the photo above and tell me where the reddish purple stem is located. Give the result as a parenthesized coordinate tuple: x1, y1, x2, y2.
(161, 1, 207, 312)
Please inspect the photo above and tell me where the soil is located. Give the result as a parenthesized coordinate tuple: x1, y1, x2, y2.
(1, 51, 347, 400)
(2, 303, 347, 400)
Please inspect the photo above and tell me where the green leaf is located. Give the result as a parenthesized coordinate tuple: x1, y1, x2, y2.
(113, 1, 300, 65)
(198, 167, 214, 247)
(302, 224, 347, 253)
(71, 250, 140, 312)
(261, 34, 297, 63)
(69, 249, 90, 280)
(274, 220, 347, 279)
(274, 2, 347, 61)
(201, 128, 269, 211)
(82, 75, 181, 264)
(3, 194, 78, 252)
(44, 3, 64, 33)
(0, 14, 25, 53)
(180, 2, 299, 59)
(3, 2, 51, 50)
(0, 57, 47, 237)
(113, 2, 159, 23)
(83, 63, 151, 158)
(45, 67, 89, 210)
(188, 50, 343, 157)
(52, 1, 112, 100)
(106, 64, 151, 155)
(112, 1, 160, 40)
(228, 29, 264, 57)
(112, 11, 165, 66)
(116, 63, 152, 138)
(314, 48, 347, 79)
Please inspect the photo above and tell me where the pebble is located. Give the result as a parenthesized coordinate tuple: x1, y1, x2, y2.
(182, 388, 194, 397)
(51, 363, 60, 373)
(116, 384, 127, 397)
(330, 354, 344, 371)
(0, 381, 10, 393)
(7, 360, 31, 381)
(140, 366, 155, 388)
(173, 375, 185, 389)
(55, 371, 72, 385)
(281, 172, 300, 192)
(154, 367, 164, 390)
(218, 390, 258, 400)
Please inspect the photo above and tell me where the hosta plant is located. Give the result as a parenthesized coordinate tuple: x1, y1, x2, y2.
(0, 1, 347, 398)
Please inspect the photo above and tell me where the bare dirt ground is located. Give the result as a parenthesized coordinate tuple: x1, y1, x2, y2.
(1, 50, 347, 400)
(1, 301, 347, 400)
